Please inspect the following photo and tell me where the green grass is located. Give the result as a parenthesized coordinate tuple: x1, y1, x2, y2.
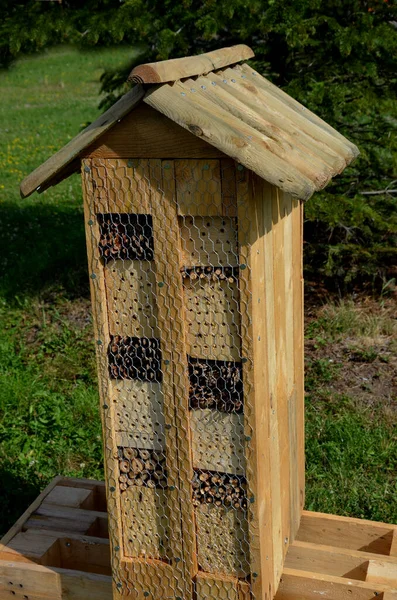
(0, 46, 396, 536)
(0, 45, 135, 533)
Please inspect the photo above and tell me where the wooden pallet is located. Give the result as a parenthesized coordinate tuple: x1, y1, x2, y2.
(1, 477, 396, 599)
(0, 477, 112, 600)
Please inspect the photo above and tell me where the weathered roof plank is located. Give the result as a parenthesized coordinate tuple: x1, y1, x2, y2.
(19, 45, 359, 201)
(129, 45, 254, 84)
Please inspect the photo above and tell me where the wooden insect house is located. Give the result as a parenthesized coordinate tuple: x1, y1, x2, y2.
(20, 45, 358, 600)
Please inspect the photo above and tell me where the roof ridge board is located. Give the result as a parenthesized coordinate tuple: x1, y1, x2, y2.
(20, 85, 145, 199)
(129, 45, 254, 85)
(237, 63, 359, 157)
(143, 81, 317, 200)
(206, 70, 347, 174)
(226, 65, 358, 163)
(183, 76, 333, 188)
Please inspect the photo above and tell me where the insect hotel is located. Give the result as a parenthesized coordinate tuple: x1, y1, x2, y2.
(4, 44, 396, 600)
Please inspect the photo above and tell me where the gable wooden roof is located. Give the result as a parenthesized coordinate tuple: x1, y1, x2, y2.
(20, 44, 358, 200)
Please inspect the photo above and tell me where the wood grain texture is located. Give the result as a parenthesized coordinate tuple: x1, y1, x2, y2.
(298, 512, 397, 555)
(144, 81, 316, 201)
(277, 568, 397, 600)
(82, 160, 125, 589)
(195, 572, 247, 600)
(129, 45, 254, 83)
(20, 86, 144, 198)
(237, 172, 280, 599)
(149, 160, 196, 590)
(179, 215, 238, 267)
(86, 104, 225, 159)
(175, 159, 223, 215)
(236, 64, 359, 155)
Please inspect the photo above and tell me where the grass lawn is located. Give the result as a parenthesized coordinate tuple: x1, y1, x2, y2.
(0, 46, 396, 536)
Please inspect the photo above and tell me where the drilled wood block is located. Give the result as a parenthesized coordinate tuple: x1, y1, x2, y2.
(112, 380, 165, 450)
(105, 260, 159, 338)
(190, 409, 245, 475)
(195, 503, 250, 578)
(184, 277, 241, 361)
(175, 160, 222, 216)
(120, 487, 170, 560)
(179, 216, 238, 268)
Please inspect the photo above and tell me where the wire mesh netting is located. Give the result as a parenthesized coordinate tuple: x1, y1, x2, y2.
(82, 157, 259, 599)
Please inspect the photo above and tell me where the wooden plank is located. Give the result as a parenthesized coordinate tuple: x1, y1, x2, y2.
(292, 199, 305, 519)
(146, 160, 196, 591)
(298, 512, 397, 555)
(0, 476, 63, 546)
(117, 560, 176, 599)
(0, 560, 62, 599)
(175, 159, 223, 216)
(237, 171, 278, 598)
(43, 486, 93, 510)
(20, 86, 145, 198)
(272, 187, 291, 562)
(120, 487, 170, 560)
(390, 531, 397, 557)
(236, 64, 359, 154)
(82, 159, 126, 587)
(112, 380, 166, 450)
(195, 503, 250, 578)
(220, 158, 238, 217)
(129, 44, 254, 83)
(57, 567, 111, 600)
(190, 409, 245, 475)
(179, 215, 238, 267)
(285, 541, 370, 580)
(276, 568, 397, 600)
(195, 572, 242, 600)
(25, 504, 107, 536)
(207, 71, 347, 174)
(104, 260, 160, 338)
(183, 275, 241, 361)
(6, 532, 59, 565)
(366, 560, 397, 586)
(86, 104, 225, 160)
(187, 75, 334, 188)
(96, 157, 152, 214)
(144, 81, 316, 201)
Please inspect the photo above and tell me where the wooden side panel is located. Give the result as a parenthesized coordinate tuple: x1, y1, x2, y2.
(82, 159, 190, 599)
(237, 172, 278, 599)
(149, 160, 196, 592)
(86, 104, 225, 160)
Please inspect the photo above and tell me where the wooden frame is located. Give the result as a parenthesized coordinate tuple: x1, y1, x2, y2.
(1, 478, 396, 600)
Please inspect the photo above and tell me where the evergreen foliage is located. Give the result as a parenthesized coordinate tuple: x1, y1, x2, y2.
(2, 0, 396, 291)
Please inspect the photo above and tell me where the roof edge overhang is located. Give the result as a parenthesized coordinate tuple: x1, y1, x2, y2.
(20, 45, 359, 201)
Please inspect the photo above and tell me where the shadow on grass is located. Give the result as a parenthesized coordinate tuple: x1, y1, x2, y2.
(0, 462, 44, 536)
(0, 201, 90, 302)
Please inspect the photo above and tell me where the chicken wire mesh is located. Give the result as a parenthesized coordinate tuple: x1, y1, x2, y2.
(82, 157, 258, 599)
